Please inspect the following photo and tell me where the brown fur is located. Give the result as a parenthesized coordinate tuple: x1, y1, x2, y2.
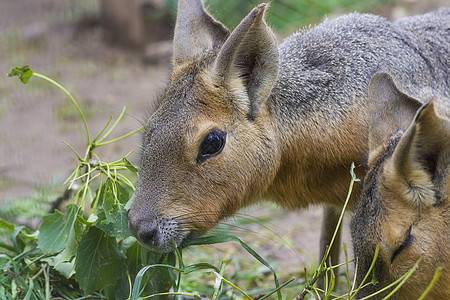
(266, 106, 367, 208)
(129, 0, 449, 276)
(351, 73, 450, 299)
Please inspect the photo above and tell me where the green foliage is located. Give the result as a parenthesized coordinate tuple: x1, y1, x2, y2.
(75, 226, 127, 294)
(0, 218, 84, 299)
(8, 66, 33, 84)
(202, 0, 394, 31)
(3, 66, 290, 299)
(38, 204, 79, 254)
(2, 66, 440, 299)
(2, 66, 157, 299)
(0, 186, 60, 224)
(163, 0, 395, 31)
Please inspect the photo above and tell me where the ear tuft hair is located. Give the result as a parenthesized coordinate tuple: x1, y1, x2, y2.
(385, 100, 450, 208)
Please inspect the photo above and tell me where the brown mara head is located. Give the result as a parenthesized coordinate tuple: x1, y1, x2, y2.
(128, 0, 282, 252)
(351, 73, 450, 299)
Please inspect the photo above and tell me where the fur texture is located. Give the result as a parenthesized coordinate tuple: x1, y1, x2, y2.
(351, 73, 450, 299)
(128, 0, 449, 259)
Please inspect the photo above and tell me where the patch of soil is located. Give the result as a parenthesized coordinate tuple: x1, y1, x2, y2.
(0, 0, 171, 200)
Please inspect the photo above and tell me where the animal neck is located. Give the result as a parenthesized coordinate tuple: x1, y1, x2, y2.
(263, 66, 368, 209)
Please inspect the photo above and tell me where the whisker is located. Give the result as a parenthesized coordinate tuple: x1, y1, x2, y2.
(125, 112, 145, 127)
(173, 210, 230, 219)
(179, 220, 260, 234)
(172, 211, 305, 265)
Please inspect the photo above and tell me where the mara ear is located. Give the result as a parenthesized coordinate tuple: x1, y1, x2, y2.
(367, 72, 422, 152)
(386, 100, 450, 207)
(213, 3, 279, 119)
(173, 0, 230, 67)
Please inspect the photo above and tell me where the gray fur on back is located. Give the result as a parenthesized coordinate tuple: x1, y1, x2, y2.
(270, 8, 449, 128)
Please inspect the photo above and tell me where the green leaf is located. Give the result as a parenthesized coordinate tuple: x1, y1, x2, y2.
(12, 226, 27, 253)
(150, 261, 173, 298)
(41, 217, 83, 278)
(123, 157, 139, 173)
(130, 253, 173, 300)
(0, 219, 15, 232)
(98, 180, 114, 208)
(8, 66, 34, 84)
(125, 241, 144, 279)
(42, 254, 76, 278)
(38, 204, 79, 254)
(99, 179, 130, 224)
(115, 180, 132, 205)
(60, 215, 83, 261)
(0, 285, 6, 300)
(104, 272, 130, 300)
(96, 207, 132, 239)
(75, 226, 126, 294)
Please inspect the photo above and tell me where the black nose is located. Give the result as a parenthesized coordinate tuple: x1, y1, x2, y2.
(128, 215, 160, 247)
(138, 226, 159, 247)
(128, 214, 180, 252)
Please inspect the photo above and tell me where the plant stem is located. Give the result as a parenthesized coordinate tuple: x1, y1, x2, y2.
(96, 125, 145, 146)
(418, 267, 442, 300)
(0, 242, 15, 252)
(96, 106, 126, 144)
(32, 72, 90, 145)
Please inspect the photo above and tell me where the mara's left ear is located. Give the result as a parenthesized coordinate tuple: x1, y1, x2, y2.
(173, 0, 230, 67)
(386, 100, 450, 207)
(367, 72, 422, 152)
(213, 3, 279, 119)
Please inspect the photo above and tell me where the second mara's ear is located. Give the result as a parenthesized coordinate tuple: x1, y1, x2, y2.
(213, 3, 279, 119)
(367, 72, 422, 152)
(386, 100, 450, 207)
(173, 0, 230, 67)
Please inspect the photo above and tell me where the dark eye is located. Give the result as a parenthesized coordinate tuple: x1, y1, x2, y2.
(391, 226, 413, 264)
(197, 130, 226, 163)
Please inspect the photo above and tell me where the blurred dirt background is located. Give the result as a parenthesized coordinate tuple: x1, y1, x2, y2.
(1, 0, 448, 285)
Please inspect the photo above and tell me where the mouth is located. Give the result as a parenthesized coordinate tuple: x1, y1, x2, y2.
(129, 217, 202, 253)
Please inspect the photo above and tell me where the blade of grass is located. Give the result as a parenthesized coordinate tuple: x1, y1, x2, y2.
(131, 262, 219, 300)
(358, 256, 423, 300)
(44, 264, 50, 300)
(212, 259, 227, 300)
(343, 243, 351, 293)
(142, 292, 201, 299)
(168, 247, 181, 299)
(417, 266, 442, 300)
(301, 163, 360, 298)
(0, 242, 15, 252)
(380, 257, 423, 299)
(258, 277, 296, 300)
(186, 234, 282, 299)
(350, 247, 379, 299)
(212, 270, 252, 300)
(23, 278, 34, 300)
